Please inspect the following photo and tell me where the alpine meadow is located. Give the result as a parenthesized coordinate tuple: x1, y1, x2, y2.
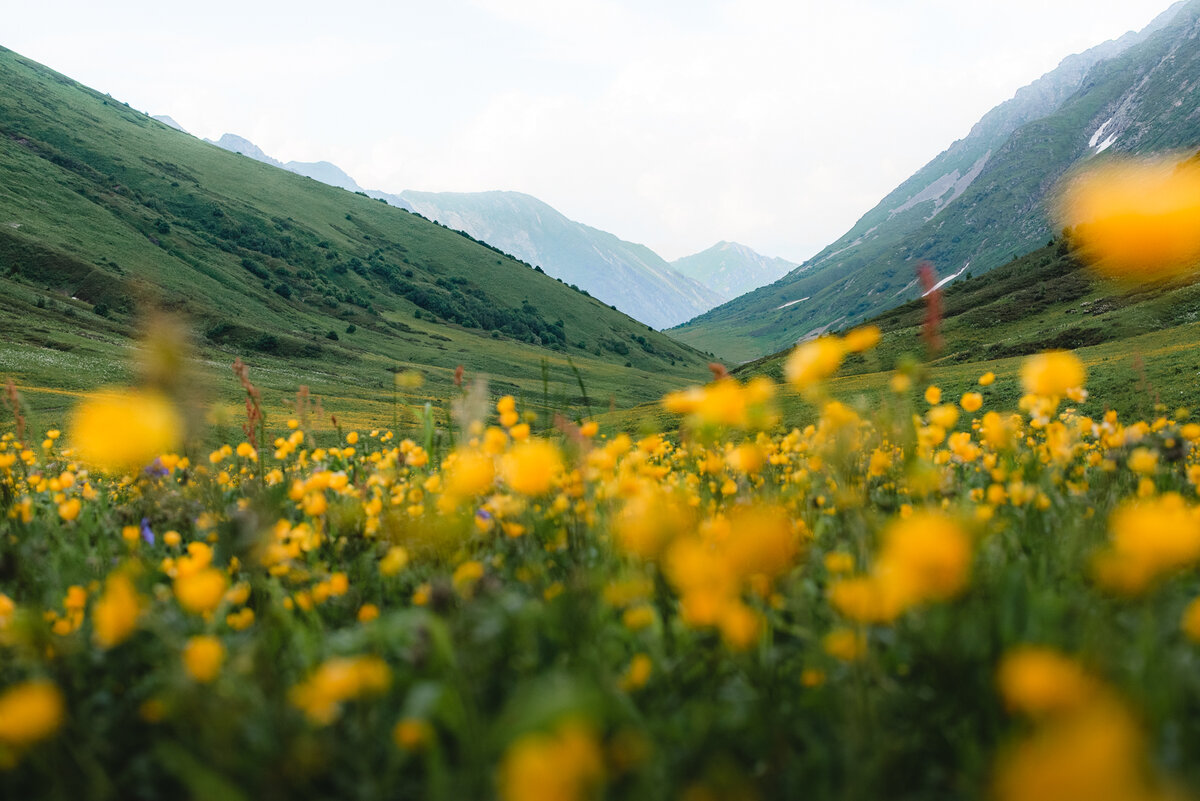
(5, 3, 1200, 801)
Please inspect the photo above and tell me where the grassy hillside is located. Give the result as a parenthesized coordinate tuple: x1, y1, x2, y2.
(612, 242, 1200, 432)
(0, 46, 709, 432)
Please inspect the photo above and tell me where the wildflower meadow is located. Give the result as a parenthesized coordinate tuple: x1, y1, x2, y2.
(2, 156, 1200, 800)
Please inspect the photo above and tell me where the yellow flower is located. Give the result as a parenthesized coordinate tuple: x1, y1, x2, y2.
(380, 546, 409, 577)
(924, 386, 942, 405)
(784, 337, 844, 394)
(996, 648, 1098, 717)
(1056, 155, 1200, 280)
(499, 721, 604, 801)
(979, 371, 996, 386)
(1020, 351, 1086, 398)
(843, 325, 881, 353)
(960, 392, 983, 413)
(992, 697, 1149, 801)
(801, 668, 826, 688)
(824, 552, 855, 574)
(890, 373, 912, 393)
(182, 635, 225, 683)
(621, 605, 655, 631)
(829, 576, 907, 624)
(290, 656, 391, 725)
(0, 680, 64, 746)
(717, 602, 763, 650)
(875, 511, 971, 606)
(1181, 597, 1200, 642)
(92, 573, 142, 649)
(619, 653, 653, 691)
(1127, 447, 1158, 476)
(57, 497, 81, 522)
(393, 717, 432, 750)
(174, 567, 229, 615)
(823, 628, 867, 662)
(1093, 493, 1200, 594)
(357, 604, 380, 623)
(928, 404, 959, 430)
(69, 389, 183, 474)
(501, 440, 563, 496)
(452, 560, 485, 594)
(441, 450, 495, 502)
(614, 488, 696, 561)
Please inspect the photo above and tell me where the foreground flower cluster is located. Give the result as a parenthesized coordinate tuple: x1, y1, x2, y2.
(3, 337, 1200, 800)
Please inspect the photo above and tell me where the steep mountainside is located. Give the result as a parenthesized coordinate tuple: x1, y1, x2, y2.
(671, 241, 795, 300)
(0, 46, 708, 424)
(195, 135, 721, 330)
(398, 190, 725, 330)
(672, 0, 1199, 363)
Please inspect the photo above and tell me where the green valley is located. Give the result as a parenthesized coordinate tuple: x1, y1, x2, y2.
(0, 46, 710, 434)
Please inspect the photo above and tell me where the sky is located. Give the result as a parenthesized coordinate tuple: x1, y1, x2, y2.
(3, 0, 1179, 262)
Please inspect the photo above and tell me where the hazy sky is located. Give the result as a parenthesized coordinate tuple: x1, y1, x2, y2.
(4, 1, 1178, 262)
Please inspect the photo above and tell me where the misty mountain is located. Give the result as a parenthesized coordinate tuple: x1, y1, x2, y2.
(400, 190, 725, 330)
(671, 241, 795, 300)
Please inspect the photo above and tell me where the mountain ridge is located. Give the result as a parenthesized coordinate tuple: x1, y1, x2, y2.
(671, 241, 795, 300)
(670, 0, 1200, 362)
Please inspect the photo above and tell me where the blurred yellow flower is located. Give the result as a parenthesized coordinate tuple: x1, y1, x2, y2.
(997, 647, 1098, 717)
(823, 628, 867, 662)
(174, 567, 228, 615)
(70, 389, 183, 474)
(501, 439, 563, 496)
(393, 717, 432, 750)
(992, 697, 1150, 801)
(182, 635, 225, 683)
(961, 392, 984, 413)
(784, 337, 844, 395)
(92, 573, 142, 649)
(1181, 597, 1200, 642)
(843, 325, 881, 353)
(1057, 155, 1200, 280)
(0, 680, 64, 747)
(1021, 351, 1086, 398)
(290, 656, 391, 725)
(619, 653, 653, 691)
(499, 721, 604, 801)
(1093, 492, 1200, 594)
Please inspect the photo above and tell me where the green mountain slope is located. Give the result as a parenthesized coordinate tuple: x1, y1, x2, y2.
(0, 46, 708, 428)
(735, 238, 1200, 410)
(398, 190, 725, 330)
(613, 238, 1200, 433)
(671, 0, 1200, 363)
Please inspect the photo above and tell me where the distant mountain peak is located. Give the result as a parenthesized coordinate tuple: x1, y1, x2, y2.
(152, 115, 185, 132)
(207, 134, 284, 168)
(399, 189, 724, 329)
(671, 242, 795, 300)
